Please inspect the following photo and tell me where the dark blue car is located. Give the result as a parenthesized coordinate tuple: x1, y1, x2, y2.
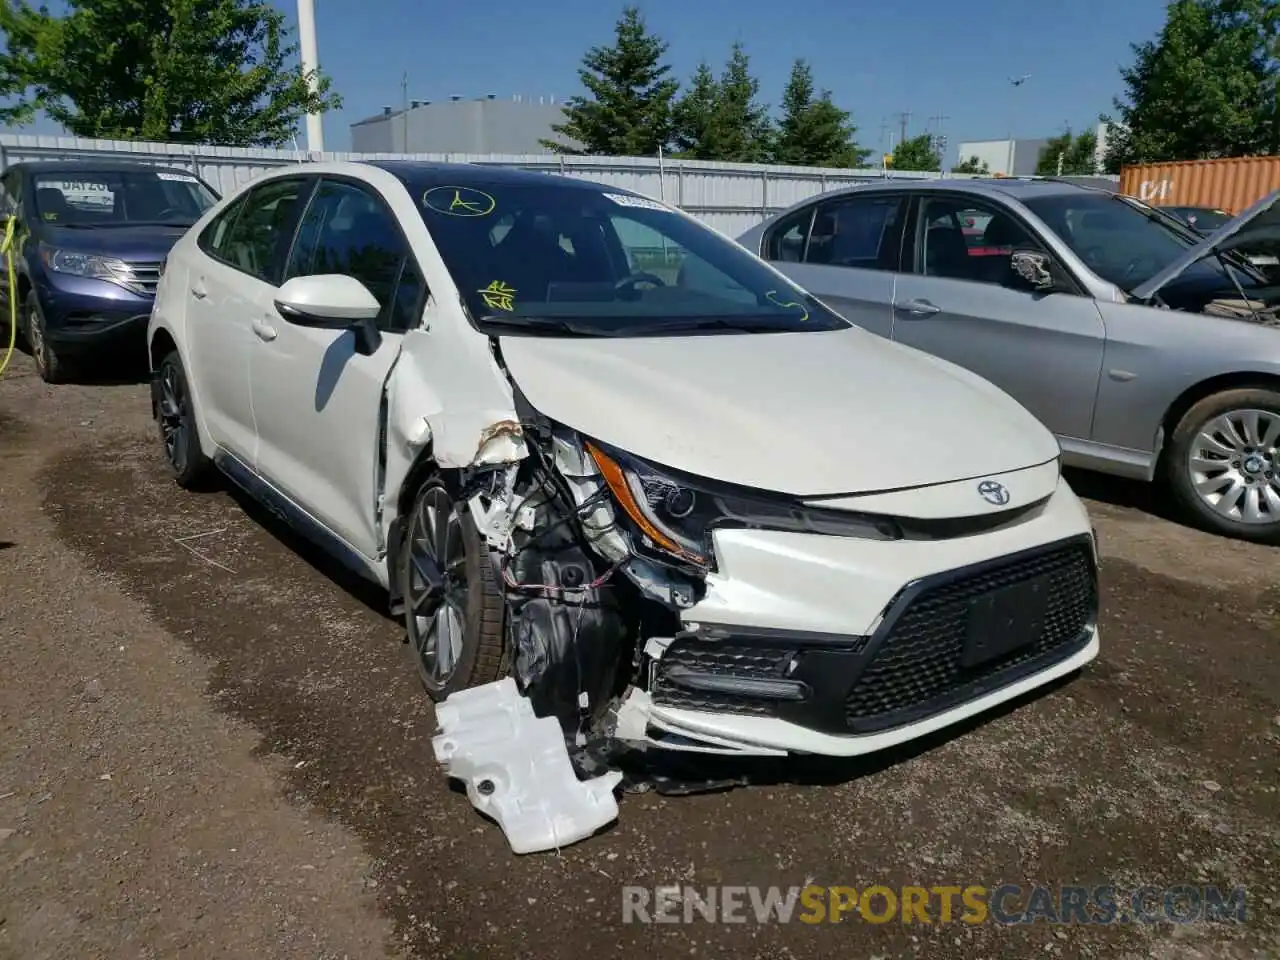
(0, 160, 219, 382)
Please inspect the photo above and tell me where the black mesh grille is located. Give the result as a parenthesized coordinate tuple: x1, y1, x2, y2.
(843, 539, 1096, 732)
(651, 641, 800, 715)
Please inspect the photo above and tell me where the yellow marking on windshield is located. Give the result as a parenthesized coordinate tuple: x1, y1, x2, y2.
(423, 185, 496, 217)
(765, 290, 808, 321)
(478, 280, 517, 311)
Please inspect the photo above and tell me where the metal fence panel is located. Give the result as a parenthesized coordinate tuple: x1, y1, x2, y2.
(0, 133, 1119, 235)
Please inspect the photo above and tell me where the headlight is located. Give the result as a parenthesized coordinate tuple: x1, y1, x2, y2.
(40, 245, 134, 283)
(585, 440, 900, 572)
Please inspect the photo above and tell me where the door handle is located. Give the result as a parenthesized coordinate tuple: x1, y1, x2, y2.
(251, 317, 277, 342)
(896, 298, 941, 317)
(190, 279, 207, 299)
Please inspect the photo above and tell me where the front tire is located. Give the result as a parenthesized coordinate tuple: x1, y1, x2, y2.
(156, 350, 213, 489)
(25, 290, 70, 384)
(399, 479, 506, 698)
(1165, 388, 1280, 543)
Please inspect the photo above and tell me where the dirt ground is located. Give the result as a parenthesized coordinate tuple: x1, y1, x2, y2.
(1, 351, 1278, 960)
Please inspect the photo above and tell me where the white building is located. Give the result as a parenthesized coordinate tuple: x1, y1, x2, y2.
(955, 138, 1051, 176)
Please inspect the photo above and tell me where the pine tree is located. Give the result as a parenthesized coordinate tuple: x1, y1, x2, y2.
(671, 62, 721, 159)
(0, 0, 340, 146)
(712, 42, 773, 163)
(772, 59, 867, 168)
(541, 6, 678, 156)
(672, 43, 772, 162)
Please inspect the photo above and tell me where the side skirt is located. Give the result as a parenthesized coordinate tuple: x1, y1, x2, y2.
(212, 448, 384, 589)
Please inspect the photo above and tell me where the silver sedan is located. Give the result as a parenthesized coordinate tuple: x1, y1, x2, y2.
(738, 179, 1280, 543)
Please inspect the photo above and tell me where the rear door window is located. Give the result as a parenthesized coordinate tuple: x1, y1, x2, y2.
(805, 194, 907, 271)
(214, 178, 310, 284)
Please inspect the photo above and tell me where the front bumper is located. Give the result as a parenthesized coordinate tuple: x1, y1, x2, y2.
(36, 273, 154, 351)
(619, 478, 1100, 757)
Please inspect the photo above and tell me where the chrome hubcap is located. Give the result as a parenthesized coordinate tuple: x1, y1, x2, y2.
(158, 365, 188, 470)
(1187, 408, 1280, 525)
(406, 487, 467, 687)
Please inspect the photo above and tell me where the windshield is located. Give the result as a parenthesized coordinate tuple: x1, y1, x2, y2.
(1171, 207, 1232, 234)
(414, 181, 848, 335)
(1021, 192, 1256, 292)
(33, 170, 218, 227)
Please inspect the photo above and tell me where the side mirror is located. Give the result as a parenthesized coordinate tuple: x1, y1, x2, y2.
(273, 274, 383, 356)
(1010, 249, 1055, 291)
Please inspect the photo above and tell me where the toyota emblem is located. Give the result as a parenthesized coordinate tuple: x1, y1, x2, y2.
(977, 480, 1011, 506)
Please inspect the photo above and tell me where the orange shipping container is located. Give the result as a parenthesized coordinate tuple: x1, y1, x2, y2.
(1119, 156, 1280, 214)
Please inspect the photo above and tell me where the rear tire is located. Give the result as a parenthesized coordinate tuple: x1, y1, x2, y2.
(156, 350, 213, 489)
(399, 478, 506, 699)
(1164, 387, 1280, 543)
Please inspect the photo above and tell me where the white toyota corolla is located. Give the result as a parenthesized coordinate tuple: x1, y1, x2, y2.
(148, 160, 1099, 852)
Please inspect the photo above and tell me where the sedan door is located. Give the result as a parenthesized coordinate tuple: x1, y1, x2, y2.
(759, 192, 907, 338)
(890, 193, 1106, 442)
(249, 177, 427, 560)
(183, 177, 311, 464)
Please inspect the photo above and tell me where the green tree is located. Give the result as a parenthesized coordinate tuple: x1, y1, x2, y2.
(1035, 129, 1099, 175)
(0, 0, 340, 146)
(672, 43, 772, 162)
(1103, 0, 1273, 171)
(541, 5, 678, 156)
(711, 42, 772, 162)
(951, 155, 990, 174)
(772, 59, 868, 168)
(671, 62, 720, 159)
(889, 133, 941, 172)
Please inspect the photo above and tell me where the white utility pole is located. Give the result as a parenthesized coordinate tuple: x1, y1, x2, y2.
(1005, 74, 1031, 175)
(297, 0, 324, 153)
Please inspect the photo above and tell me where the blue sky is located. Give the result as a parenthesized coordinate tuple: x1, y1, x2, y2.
(14, 0, 1171, 160)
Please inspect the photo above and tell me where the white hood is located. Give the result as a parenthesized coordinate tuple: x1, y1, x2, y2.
(499, 327, 1059, 496)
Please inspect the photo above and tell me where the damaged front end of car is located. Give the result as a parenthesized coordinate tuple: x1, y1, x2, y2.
(422, 394, 726, 852)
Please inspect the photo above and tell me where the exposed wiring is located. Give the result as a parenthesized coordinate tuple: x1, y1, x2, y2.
(0, 216, 17, 379)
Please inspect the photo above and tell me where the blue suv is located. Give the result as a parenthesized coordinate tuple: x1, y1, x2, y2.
(0, 160, 219, 382)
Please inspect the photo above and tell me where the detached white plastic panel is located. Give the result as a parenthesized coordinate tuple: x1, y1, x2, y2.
(431, 678, 623, 854)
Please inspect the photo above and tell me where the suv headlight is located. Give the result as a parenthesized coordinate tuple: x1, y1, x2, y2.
(585, 440, 900, 572)
(40, 244, 134, 284)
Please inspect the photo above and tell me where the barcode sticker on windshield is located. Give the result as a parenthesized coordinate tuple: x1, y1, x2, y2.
(156, 172, 198, 183)
(603, 193, 672, 212)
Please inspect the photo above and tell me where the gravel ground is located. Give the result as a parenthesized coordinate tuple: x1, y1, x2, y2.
(1, 353, 1277, 960)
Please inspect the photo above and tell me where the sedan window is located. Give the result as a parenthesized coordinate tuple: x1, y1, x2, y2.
(285, 179, 421, 331)
(915, 196, 1042, 289)
(1020, 192, 1253, 293)
(217, 178, 308, 283)
(806, 194, 904, 270)
(410, 181, 850, 336)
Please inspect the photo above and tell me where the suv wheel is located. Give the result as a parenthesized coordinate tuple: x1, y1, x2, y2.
(398, 479, 505, 698)
(156, 350, 212, 488)
(1166, 387, 1280, 543)
(25, 290, 69, 384)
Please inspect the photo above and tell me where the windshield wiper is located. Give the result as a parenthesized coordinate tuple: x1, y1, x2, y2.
(621, 317, 785, 335)
(476, 314, 610, 336)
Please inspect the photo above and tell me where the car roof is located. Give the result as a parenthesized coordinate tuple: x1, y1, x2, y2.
(809, 177, 1101, 206)
(6, 160, 203, 177)
(365, 159, 623, 193)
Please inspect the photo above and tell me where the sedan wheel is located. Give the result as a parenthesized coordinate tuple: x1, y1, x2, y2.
(1167, 388, 1280, 543)
(400, 480, 505, 698)
(155, 351, 212, 489)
